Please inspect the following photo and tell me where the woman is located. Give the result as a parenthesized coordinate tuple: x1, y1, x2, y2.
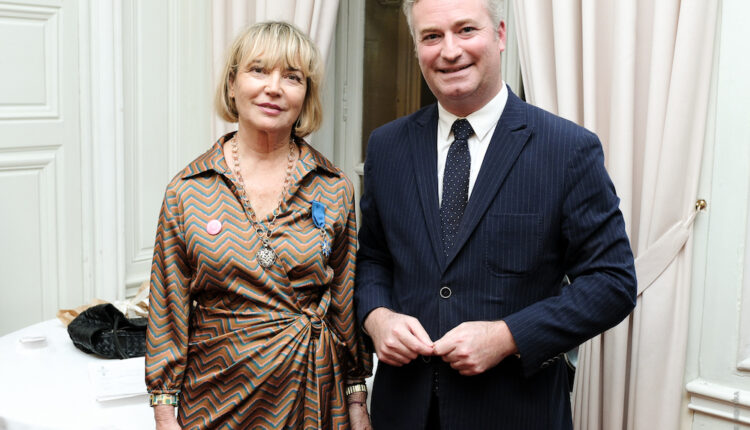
(145, 21, 372, 429)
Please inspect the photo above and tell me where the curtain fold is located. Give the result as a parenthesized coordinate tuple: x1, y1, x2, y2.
(513, 1, 719, 428)
(211, 0, 340, 138)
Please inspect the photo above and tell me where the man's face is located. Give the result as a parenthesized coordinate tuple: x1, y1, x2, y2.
(411, 0, 506, 117)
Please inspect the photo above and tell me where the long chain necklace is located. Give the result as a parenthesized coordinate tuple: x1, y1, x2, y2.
(231, 136, 296, 269)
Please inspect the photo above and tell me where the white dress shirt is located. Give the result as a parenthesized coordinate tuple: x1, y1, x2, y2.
(437, 83, 508, 205)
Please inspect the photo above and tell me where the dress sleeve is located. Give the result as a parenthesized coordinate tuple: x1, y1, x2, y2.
(145, 181, 193, 395)
(327, 177, 373, 379)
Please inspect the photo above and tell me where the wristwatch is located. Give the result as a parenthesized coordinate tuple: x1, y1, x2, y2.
(345, 383, 368, 396)
(150, 393, 179, 406)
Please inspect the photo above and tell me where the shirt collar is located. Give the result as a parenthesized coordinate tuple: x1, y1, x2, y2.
(181, 131, 339, 179)
(181, 133, 232, 179)
(437, 82, 508, 141)
(296, 138, 341, 178)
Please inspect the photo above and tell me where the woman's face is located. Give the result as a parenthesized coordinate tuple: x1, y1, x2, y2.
(230, 58, 307, 136)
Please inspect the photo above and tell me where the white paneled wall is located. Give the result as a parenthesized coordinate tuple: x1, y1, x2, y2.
(0, 0, 82, 335)
(120, 0, 212, 297)
(84, 0, 212, 302)
(0, 0, 212, 335)
(686, 0, 750, 428)
(0, 3, 59, 119)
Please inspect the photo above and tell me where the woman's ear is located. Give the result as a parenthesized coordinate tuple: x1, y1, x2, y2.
(228, 72, 236, 98)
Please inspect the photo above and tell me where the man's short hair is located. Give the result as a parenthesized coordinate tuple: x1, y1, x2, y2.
(402, 0, 505, 39)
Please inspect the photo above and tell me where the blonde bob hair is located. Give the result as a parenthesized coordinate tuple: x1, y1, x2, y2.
(215, 21, 323, 138)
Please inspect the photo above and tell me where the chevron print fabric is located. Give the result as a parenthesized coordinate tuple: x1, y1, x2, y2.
(146, 133, 372, 429)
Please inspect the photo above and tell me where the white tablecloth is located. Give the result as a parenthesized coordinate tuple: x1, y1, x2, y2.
(0, 319, 154, 430)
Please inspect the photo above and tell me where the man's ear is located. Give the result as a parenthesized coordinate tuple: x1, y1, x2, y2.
(497, 20, 507, 52)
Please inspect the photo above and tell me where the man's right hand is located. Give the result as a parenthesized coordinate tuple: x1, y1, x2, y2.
(363, 307, 434, 366)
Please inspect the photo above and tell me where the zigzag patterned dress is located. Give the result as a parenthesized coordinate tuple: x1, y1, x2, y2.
(146, 133, 372, 429)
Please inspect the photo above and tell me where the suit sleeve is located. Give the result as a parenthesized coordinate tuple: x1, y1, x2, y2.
(355, 135, 396, 329)
(503, 130, 637, 377)
(145, 182, 193, 395)
(326, 176, 373, 379)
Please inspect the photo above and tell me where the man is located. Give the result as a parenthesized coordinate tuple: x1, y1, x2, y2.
(354, 0, 637, 428)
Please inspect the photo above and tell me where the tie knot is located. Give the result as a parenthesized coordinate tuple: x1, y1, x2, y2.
(451, 118, 474, 141)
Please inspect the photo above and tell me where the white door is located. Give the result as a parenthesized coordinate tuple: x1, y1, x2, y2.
(0, 0, 83, 335)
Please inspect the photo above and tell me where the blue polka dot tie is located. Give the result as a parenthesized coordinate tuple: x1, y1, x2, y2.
(440, 118, 474, 255)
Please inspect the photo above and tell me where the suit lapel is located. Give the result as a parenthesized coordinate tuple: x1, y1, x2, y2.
(444, 89, 533, 269)
(408, 105, 446, 268)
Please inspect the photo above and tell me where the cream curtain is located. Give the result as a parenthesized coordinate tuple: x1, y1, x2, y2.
(211, 0, 340, 137)
(513, 1, 719, 429)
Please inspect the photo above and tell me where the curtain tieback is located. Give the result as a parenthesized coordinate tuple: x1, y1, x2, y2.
(634, 200, 707, 296)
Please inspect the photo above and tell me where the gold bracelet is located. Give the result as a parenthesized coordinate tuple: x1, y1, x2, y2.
(150, 393, 179, 406)
(345, 383, 368, 396)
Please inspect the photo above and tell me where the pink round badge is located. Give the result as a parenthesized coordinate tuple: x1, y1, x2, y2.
(206, 219, 222, 235)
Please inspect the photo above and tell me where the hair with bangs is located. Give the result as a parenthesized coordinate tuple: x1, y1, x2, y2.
(215, 21, 323, 138)
(402, 0, 505, 39)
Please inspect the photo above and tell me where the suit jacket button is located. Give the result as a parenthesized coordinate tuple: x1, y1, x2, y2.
(439, 286, 452, 299)
(541, 362, 550, 369)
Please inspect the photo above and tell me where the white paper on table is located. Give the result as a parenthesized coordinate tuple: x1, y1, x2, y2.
(88, 357, 147, 401)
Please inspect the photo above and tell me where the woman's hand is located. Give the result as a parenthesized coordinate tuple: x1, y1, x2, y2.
(347, 392, 372, 430)
(154, 405, 182, 430)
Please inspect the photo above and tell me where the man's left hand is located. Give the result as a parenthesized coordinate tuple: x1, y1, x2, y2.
(432, 320, 518, 376)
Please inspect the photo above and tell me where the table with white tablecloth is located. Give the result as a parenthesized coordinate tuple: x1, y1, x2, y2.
(0, 319, 154, 430)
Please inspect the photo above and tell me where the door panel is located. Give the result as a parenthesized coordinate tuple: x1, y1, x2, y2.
(0, 0, 82, 335)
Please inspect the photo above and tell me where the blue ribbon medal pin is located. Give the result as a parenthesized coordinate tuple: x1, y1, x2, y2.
(312, 200, 331, 258)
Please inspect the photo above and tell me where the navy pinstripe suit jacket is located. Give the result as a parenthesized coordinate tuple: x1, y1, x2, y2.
(355, 87, 637, 430)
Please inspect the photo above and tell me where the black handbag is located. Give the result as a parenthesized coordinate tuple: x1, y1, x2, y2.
(67, 303, 147, 359)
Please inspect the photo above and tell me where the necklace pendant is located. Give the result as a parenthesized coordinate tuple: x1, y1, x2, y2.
(231, 136, 295, 271)
(256, 243, 277, 269)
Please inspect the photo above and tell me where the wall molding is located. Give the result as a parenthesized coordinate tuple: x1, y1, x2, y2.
(0, 149, 59, 318)
(78, 0, 126, 302)
(122, 0, 145, 294)
(334, 0, 365, 212)
(502, 0, 522, 95)
(739, 180, 750, 373)
(122, 0, 161, 298)
(0, 2, 59, 119)
(120, 1, 212, 297)
(687, 379, 750, 426)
